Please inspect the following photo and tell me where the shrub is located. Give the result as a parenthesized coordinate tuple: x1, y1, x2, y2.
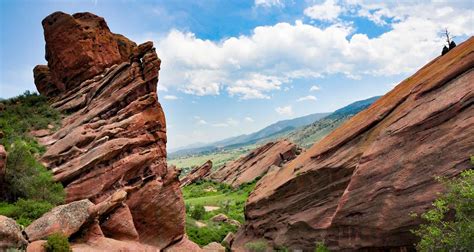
(4, 139, 64, 204)
(44, 233, 71, 252)
(315, 241, 330, 252)
(186, 221, 236, 247)
(0, 199, 53, 226)
(245, 240, 268, 252)
(411, 168, 474, 251)
(191, 204, 206, 220)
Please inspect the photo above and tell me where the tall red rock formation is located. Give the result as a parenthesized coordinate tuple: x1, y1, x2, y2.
(33, 12, 186, 250)
(209, 140, 301, 187)
(234, 37, 474, 251)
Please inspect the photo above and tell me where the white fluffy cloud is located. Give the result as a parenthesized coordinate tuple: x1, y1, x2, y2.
(297, 95, 317, 102)
(304, 0, 342, 21)
(309, 85, 321, 91)
(155, 1, 473, 99)
(275, 105, 293, 116)
(245, 117, 255, 122)
(163, 95, 178, 100)
(255, 0, 285, 7)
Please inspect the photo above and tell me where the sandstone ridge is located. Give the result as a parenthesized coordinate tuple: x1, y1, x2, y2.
(233, 37, 474, 251)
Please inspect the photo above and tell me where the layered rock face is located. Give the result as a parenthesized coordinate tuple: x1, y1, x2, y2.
(180, 160, 213, 187)
(33, 12, 185, 249)
(209, 140, 301, 187)
(234, 37, 474, 251)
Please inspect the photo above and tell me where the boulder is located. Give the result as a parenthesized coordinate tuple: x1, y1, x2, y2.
(202, 242, 226, 252)
(0, 215, 28, 250)
(233, 37, 474, 251)
(222, 232, 235, 249)
(71, 237, 159, 252)
(164, 236, 202, 252)
(210, 213, 229, 223)
(180, 160, 213, 187)
(100, 205, 139, 241)
(209, 140, 300, 187)
(26, 240, 47, 252)
(25, 199, 94, 241)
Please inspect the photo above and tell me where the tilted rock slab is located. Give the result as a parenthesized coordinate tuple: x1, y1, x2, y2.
(33, 11, 186, 249)
(234, 37, 474, 251)
(209, 140, 301, 187)
(180, 160, 213, 187)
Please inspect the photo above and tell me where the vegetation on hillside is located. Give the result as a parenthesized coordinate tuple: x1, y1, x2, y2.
(411, 159, 474, 251)
(183, 180, 257, 246)
(0, 91, 64, 225)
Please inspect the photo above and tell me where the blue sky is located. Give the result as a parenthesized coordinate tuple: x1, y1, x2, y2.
(0, 0, 472, 149)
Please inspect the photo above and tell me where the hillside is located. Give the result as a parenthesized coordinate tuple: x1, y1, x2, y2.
(169, 112, 329, 157)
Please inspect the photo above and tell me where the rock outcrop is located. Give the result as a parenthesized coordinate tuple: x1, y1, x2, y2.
(209, 140, 301, 187)
(26, 199, 94, 241)
(0, 216, 28, 250)
(234, 37, 474, 251)
(32, 11, 187, 250)
(180, 160, 212, 187)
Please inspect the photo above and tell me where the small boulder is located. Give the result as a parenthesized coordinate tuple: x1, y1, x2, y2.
(164, 236, 202, 252)
(25, 199, 94, 241)
(222, 232, 235, 249)
(0, 215, 28, 250)
(26, 240, 47, 252)
(210, 213, 229, 223)
(202, 242, 226, 252)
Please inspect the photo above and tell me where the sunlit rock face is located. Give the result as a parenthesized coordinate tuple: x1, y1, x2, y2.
(33, 11, 186, 249)
(234, 37, 474, 251)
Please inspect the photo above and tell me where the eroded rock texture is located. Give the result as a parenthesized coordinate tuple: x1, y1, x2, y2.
(234, 37, 474, 251)
(180, 160, 212, 187)
(33, 11, 186, 250)
(209, 140, 301, 187)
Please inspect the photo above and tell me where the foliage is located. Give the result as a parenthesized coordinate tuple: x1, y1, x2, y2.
(44, 233, 72, 252)
(411, 168, 474, 251)
(186, 218, 237, 246)
(191, 204, 206, 220)
(0, 91, 64, 204)
(0, 199, 53, 226)
(245, 240, 268, 252)
(314, 241, 330, 252)
(183, 180, 257, 246)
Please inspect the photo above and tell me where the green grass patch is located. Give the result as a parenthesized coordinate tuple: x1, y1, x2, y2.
(183, 180, 257, 246)
(0, 91, 64, 225)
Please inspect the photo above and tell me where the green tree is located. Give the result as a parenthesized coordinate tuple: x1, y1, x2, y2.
(411, 167, 474, 251)
(191, 204, 206, 220)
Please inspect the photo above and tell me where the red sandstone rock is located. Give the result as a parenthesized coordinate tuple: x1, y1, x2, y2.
(40, 11, 137, 92)
(164, 236, 203, 252)
(25, 199, 94, 241)
(0, 215, 28, 250)
(209, 140, 301, 187)
(26, 240, 47, 252)
(233, 37, 474, 251)
(202, 242, 226, 252)
(33, 65, 60, 98)
(72, 237, 159, 252)
(100, 205, 139, 241)
(180, 160, 213, 187)
(32, 12, 189, 250)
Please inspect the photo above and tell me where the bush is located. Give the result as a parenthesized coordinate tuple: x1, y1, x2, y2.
(411, 167, 474, 251)
(245, 240, 268, 252)
(4, 140, 64, 204)
(0, 199, 53, 226)
(44, 233, 71, 252)
(191, 204, 206, 220)
(0, 91, 64, 205)
(315, 241, 330, 252)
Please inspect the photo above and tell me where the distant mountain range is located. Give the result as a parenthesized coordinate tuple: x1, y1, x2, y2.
(169, 96, 380, 158)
